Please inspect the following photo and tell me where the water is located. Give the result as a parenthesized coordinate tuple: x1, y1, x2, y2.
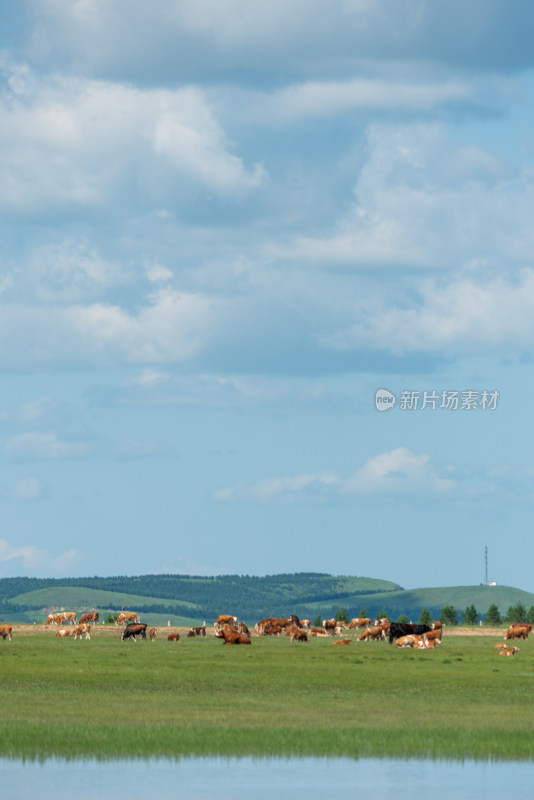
(3, 756, 534, 799)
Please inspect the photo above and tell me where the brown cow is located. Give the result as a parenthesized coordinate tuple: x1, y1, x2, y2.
(45, 613, 63, 625)
(56, 628, 74, 637)
(333, 639, 351, 645)
(308, 627, 327, 637)
(300, 619, 311, 629)
(188, 626, 207, 637)
(220, 628, 251, 644)
(494, 642, 507, 649)
(431, 621, 442, 630)
(288, 624, 308, 642)
(167, 632, 180, 641)
(116, 611, 140, 625)
(505, 624, 530, 640)
(121, 623, 147, 641)
(0, 625, 12, 640)
(79, 612, 99, 625)
(61, 612, 77, 625)
(149, 627, 157, 641)
(347, 617, 371, 629)
(358, 626, 383, 642)
(499, 646, 520, 656)
(73, 624, 91, 640)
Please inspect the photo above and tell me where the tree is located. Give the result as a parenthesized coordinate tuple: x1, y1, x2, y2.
(484, 604, 502, 626)
(105, 612, 119, 624)
(505, 602, 527, 624)
(440, 605, 458, 626)
(359, 609, 367, 618)
(335, 607, 348, 623)
(397, 614, 410, 624)
(418, 607, 433, 626)
(462, 604, 478, 626)
(376, 609, 389, 621)
(313, 614, 322, 628)
(527, 605, 534, 625)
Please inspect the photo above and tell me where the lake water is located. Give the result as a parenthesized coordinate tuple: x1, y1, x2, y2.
(3, 756, 534, 799)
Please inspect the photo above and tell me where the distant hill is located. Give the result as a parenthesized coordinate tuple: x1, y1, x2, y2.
(0, 573, 531, 625)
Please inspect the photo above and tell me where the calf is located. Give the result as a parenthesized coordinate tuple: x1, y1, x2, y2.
(333, 639, 351, 645)
(494, 642, 507, 650)
(56, 628, 74, 637)
(167, 632, 180, 641)
(289, 626, 308, 642)
(149, 627, 157, 641)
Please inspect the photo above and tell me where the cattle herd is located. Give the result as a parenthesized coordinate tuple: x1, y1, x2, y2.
(0, 612, 531, 655)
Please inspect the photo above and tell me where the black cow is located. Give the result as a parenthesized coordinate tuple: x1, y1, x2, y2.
(121, 623, 147, 641)
(388, 622, 431, 644)
(187, 626, 207, 638)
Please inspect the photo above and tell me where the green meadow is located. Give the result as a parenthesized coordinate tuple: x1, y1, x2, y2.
(1, 628, 533, 761)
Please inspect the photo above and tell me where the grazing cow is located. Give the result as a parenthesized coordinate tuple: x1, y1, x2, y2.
(333, 639, 351, 645)
(347, 617, 371, 629)
(56, 628, 74, 637)
(45, 613, 63, 625)
(167, 632, 180, 641)
(499, 646, 520, 656)
(505, 624, 530, 640)
(116, 611, 140, 625)
(287, 624, 308, 642)
(73, 624, 91, 640)
(79, 612, 99, 625)
(149, 627, 157, 641)
(121, 623, 147, 641)
(0, 625, 12, 640)
(61, 612, 77, 625)
(374, 617, 389, 626)
(388, 622, 431, 644)
(300, 619, 311, 630)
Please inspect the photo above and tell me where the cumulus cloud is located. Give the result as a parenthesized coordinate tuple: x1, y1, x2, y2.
(0, 66, 265, 219)
(215, 448, 454, 502)
(322, 270, 534, 356)
(12, 477, 47, 501)
(344, 447, 454, 494)
(0, 538, 83, 576)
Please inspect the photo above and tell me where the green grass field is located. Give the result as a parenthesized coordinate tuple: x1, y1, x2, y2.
(1, 627, 533, 762)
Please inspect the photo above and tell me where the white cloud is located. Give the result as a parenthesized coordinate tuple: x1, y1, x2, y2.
(344, 447, 454, 494)
(323, 270, 534, 356)
(12, 477, 47, 501)
(215, 449, 453, 502)
(0, 538, 83, 575)
(215, 471, 340, 503)
(0, 67, 265, 217)
(4, 432, 89, 460)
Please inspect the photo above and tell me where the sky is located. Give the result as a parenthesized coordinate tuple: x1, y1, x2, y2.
(0, 1, 533, 591)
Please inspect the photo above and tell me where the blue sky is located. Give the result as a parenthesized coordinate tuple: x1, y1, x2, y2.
(0, 1, 533, 591)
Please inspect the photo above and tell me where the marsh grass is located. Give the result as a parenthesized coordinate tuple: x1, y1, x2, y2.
(1, 630, 533, 760)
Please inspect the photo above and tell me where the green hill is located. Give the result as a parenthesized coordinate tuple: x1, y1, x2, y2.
(0, 573, 532, 625)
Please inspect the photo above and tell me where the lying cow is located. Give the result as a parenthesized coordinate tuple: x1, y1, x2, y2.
(0, 624, 12, 640)
(288, 625, 308, 642)
(121, 623, 147, 641)
(499, 646, 520, 656)
(308, 627, 327, 637)
(220, 628, 251, 645)
(333, 639, 351, 645)
(56, 628, 74, 637)
(388, 622, 431, 644)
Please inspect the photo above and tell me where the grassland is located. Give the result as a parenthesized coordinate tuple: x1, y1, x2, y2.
(1, 625, 533, 762)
